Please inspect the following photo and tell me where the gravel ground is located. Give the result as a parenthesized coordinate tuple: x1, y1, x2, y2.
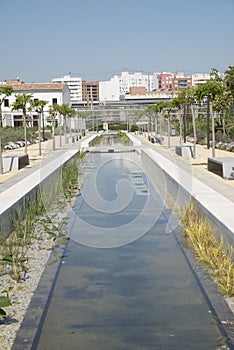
(0, 236, 54, 350)
(0, 138, 76, 349)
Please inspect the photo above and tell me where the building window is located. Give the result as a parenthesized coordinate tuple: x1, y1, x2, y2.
(4, 99, 9, 107)
(52, 98, 57, 105)
(14, 115, 23, 127)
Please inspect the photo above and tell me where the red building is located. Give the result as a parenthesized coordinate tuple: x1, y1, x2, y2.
(157, 72, 173, 91)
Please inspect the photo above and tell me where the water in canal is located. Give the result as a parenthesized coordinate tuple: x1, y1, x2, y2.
(32, 136, 230, 349)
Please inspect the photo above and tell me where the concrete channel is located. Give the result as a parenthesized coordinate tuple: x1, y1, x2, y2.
(11, 134, 234, 349)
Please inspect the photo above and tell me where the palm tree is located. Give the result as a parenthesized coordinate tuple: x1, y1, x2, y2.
(56, 104, 75, 143)
(0, 86, 13, 174)
(147, 101, 164, 138)
(184, 88, 198, 158)
(172, 90, 188, 145)
(48, 105, 57, 151)
(11, 93, 33, 154)
(212, 90, 234, 136)
(195, 79, 224, 157)
(29, 99, 48, 156)
(224, 66, 234, 97)
(162, 100, 175, 149)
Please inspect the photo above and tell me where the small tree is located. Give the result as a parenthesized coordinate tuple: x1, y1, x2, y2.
(224, 66, 234, 98)
(11, 93, 33, 154)
(212, 90, 234, 136)
(56, 104, 75, 143)
(48, 105, 57, 151)
(172, 90, 189, 145)
(147, 101, 166, 138)
(0, 86, 13, 174)
(195, 78, 224, 157)
(29, 99, 48, 156)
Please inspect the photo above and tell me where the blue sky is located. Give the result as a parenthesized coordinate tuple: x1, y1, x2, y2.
(0, 0, 233, 82)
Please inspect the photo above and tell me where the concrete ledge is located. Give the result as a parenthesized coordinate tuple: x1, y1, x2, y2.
(80, 134, 100, 150)
(0, 148, 80, 238)
(3, 154, 29, 171)
(208, 157, 234, 179)
(127, 133, 141, 147)
(142, 148, 234, 246)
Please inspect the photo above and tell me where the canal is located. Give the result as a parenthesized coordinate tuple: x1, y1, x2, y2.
(19, 135, 233, 349)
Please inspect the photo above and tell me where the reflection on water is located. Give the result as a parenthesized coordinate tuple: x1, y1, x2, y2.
(34, 150, 229, 349)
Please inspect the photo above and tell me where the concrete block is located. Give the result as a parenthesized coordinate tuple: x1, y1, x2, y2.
(175, 145, 199, 158)
(3, 154, 29, 171)
(208, 157, 234, 180)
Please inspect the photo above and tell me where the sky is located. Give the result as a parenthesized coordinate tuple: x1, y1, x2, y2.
(0, 0, 233, 83)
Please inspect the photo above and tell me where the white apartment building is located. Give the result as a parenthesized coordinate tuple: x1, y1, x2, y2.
(192, 73, 210, 86)
(0, 78, 70, 127)
(52, 75, 82, 105)
(99, 76, 120, 102)
(118, 71, 157, 96)
(99, 71, 158, 102)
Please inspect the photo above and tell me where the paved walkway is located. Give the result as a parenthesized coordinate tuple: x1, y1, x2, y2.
(139, 134, 234, 203)
(0, 135, 87, 193)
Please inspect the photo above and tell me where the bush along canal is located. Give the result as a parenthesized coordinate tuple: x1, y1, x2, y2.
(12, 136, 234, 349)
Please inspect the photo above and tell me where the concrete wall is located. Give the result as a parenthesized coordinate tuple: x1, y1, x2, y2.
(141, 148, 234, 247)
(0, 148, 80, 238)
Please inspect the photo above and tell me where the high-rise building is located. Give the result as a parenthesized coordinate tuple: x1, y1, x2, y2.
(82, 81, 99, 102)
(52, 75, 82, 106)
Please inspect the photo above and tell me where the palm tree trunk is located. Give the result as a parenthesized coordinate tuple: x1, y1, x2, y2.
(38, 113, 42, 156)
(160, 113, 163, 140)
(167, 113, 171, 149)
(0, 137, 3, 174)
(211, 105, 216, 158)
(23, 111, 27, 154)
(59, 114, 62, 147)
(222, 112, 226, 136)
(179, 109, 182, 145)
(191, 104, 197, 159)
(52, 121, 55, 151)
(64, 116, 67, 143)
(0, 105, 3, 173)
(70, 118, 72, 136)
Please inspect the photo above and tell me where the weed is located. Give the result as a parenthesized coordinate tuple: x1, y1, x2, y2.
(180, 203, 234, 296)
(0, 295, 12, 318)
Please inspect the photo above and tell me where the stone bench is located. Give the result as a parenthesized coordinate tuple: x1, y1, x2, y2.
(175, 145, 199, 158)
(3, 154, 29, 172)
(208, 157, 234, 180)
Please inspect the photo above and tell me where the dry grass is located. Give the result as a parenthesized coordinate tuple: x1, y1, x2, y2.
(180, 203, 234, 296)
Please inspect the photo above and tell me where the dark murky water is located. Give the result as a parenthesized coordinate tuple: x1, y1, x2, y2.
(33, 138, 228, 349)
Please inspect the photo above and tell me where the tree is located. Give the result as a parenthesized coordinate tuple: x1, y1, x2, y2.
(157, 100, 175, 149)
(173, 89, 188, 144)
(212, 90, 234, 136)
(147, 101, 164, 137)
(56, 104, 75, 143)
(11, 93, 33, 154)
(224, 66, 234, 97)
(171, 93, 186, 145)
(0, 86, 13, 174)
(48, 105, 57, 151)
(195, 78, 224, 157)
(29, 99, 48, 156)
